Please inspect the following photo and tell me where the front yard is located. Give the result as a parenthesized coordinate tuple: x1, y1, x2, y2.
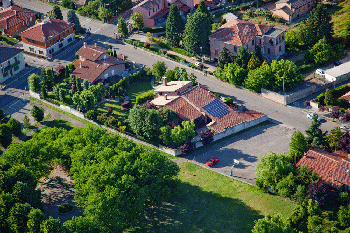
(127, 162, 295, 232)
(127, 82, 154, 104)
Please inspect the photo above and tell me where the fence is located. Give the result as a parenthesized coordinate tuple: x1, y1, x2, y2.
(261, 85, 317, 105)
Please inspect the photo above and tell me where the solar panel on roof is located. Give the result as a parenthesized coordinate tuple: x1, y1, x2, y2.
(202, 99, 229, 118)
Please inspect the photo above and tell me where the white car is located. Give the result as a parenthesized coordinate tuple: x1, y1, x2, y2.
(340, 125, 350, 131)
(307, 113, 321, 122)
(195, 62, 202, 67)
(316, 69, 325, 75)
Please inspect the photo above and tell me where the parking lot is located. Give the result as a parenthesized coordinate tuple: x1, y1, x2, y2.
(187, 122, 294, 185)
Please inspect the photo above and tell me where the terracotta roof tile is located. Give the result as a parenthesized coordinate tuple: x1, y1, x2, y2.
(296, 148, 350, 186)
(0, 6, 36, 30)
(20, 18, 73, 42)
(165, 96, 203, 121)
(149, 7, 169, 19)
(209, 19, 272, 46)
(75, 44, 111, 62)
(72, 55, 125, 83)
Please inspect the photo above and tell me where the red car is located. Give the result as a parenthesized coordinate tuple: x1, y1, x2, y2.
(206, 157, 219, 166)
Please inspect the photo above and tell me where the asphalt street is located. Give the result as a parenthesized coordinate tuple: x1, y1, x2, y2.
(1, 0, 339, 134)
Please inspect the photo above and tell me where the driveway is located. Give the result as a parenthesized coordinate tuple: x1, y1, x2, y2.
(186, 122, 294, 185)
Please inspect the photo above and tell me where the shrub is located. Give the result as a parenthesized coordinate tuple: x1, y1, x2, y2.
(7, 118, 21, 137)
(225, 97, 234, 107)
(107, 107, 113, 114)
(0, 124, 12, 148)
(121, 101, 132, 110)
(97, 113, 109, 123)
(148, 46, 161, 54)
(85, 110, 98, 120)
(144, 42, 150, 48)
(162, 49, 167, 55)
(171, 47, 193, 57)
(30, 105, 44, 122)
(135, 92, 155, 105)
(142, 26, 166, 33)
(179, 141, 193, 154)
(200, 130, 214, 146)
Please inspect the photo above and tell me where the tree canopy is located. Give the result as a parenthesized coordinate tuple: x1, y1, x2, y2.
(166, 4, 184, 46)
(130, 12, 144, 31)
(117, 17, 129, 37)
(217, 47, 233, 69)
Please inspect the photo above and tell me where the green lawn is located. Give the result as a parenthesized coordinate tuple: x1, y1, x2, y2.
(128, 162, 295, 233)
(96, 101, 129, 123)
(46, 118, 75, 130)
(127, 82, 154, 104)
(0, 35, 18, 45)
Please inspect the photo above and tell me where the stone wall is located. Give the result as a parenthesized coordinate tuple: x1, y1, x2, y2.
(261, 85, 316, 105)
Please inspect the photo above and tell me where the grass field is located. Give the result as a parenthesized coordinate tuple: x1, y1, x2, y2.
(127, 82, 154, 104)
(96, 101, 129, 123)
(128, 162, 295, 233)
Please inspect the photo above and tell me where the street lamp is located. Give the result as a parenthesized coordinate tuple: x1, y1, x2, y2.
(282, 76, 286, 105)
(199, 46, 203, 72)
(230, 159, 239, 176)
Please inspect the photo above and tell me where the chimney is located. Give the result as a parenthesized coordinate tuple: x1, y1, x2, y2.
(104, 62, 106, 66)
(162, 76, 167, 86)
(84, 42, 86, 48)
(95, 43, 97, 47)
(80, 63, 82, 68)
(164, 94, 168, 100)
(208, 91, 211, 96)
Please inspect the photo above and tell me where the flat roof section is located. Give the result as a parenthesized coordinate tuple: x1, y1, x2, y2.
(154, 81, 191, 92)
(325, 61, 350, 78)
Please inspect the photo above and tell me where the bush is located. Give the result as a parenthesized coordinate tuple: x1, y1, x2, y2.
(171, 47, 193, 57)
(7, 118, 21, 137)
(142, 26, 166, 33)
(85, 110, 98, 120)
(224, 97, 234, 107)
(0, 124, 12, 148)
(148, 46, 161, 54)
(144, 42, 150, 48)
(162, 49, 167, 55)
(97, 113, 109, 123)
(200, 130, 214, 146)
(299, 63, 316, 73)
(30, 105, 44, 122)
(179, 141, 193, 154)
(135, 92, 155, 105)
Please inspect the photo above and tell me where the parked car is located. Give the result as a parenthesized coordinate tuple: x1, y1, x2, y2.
(307, 113, 321, 122)
(195, 62, 202, 67)
(206, 157, 219, 167)
(334, 61, 342, 66)
(340, 125, 350, 131)
(316, 69, 325, 75)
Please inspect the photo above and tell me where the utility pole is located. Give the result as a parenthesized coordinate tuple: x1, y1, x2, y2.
(282, 76, 286, 105)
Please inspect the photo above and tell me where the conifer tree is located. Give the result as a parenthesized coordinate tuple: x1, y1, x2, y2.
(217, 47, 233, 69)
(117, 17, 129, 37)
(51, 6, 63, 20)
(196, 0, 212, 23)
(166, 5, 184, 47)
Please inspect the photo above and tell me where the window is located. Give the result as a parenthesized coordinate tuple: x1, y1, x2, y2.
(268, 48, 270, 54)
(3, 71, 8, 77)
(14, 65, 19, 71)
(67, 29, 69, 34)
(68, 38, 72, 43)
(269, 39, 274, 46)
(149, 11, 150, 16)
(252, 40, 254, 45)
(234, 46, 237, 52)
(39, 51, 44, 54)
(112, 70, 115, 75)
(279, 46, 281, 52)
(259, 39, 261, 44)
(29, 47, 34, 52)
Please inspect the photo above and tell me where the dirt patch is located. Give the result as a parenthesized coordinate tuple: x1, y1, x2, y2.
(38, 166, 83, 222)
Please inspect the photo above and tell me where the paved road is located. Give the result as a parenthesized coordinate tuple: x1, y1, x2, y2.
(3, 0, 338, 135)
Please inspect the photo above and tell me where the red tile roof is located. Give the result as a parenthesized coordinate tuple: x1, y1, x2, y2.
(72, 56, 125, 83)
(209, 19, 272, 46)
(20, 18, 73, 42)
(75, 44, 111, 62)
(165, 96, 203, 121)
(341, 91, 350, 102)
(165, 85, 265, 133)
(149, 7, 169, 19)
(296, 148, 350, 187)
(0, 6, 36, 30)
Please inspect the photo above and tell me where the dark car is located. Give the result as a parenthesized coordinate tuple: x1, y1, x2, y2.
(334, 61, 342, 66)
(206, 157, 219, 167)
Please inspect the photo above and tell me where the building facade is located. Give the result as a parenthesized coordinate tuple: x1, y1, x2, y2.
(209, 19, 286, 61)
(0, 44, 25, 83)
(271, 0, 314, 22)
(20, 18, 74, 58)
(0, 6, 36, 36)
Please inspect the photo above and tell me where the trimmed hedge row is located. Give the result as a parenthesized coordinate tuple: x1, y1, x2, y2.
(316, 83, 350, 106)
(135, 91, 155, 105)
(143, 27, 166, 33)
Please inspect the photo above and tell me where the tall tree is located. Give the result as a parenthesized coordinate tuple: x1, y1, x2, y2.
(196, 0, 212, 23)
(28, 74, 41, 93)
(225, 62, 247, 86)
(305, 114, 327, 149)
(247, 53, 261, 71)
(51, 6, 63, 20)
(7, 203, 32, 233)
(235, 46, 251, 69)
(299, 3, 333, 46)
(30, 105, 44, 122)
(289, 131, 308, 162)
(183, 12, 211, 55)
(0, 124, 12, 148)
(130, 12, 144, 31)
(166, 4, 184, 47)
(67, 10, 82, 33)
(40, 217, 66, 233)
(307, 37, 334, 65)
(324, 89, 334, 106)
(27, 209, 46, 233)
(252, 215, 293, 233)
(325, 127, 344, 152)
(255, 44, 264, 62)
(152, 61, 167, 80)
(117, 17, 129, 37)
(217, 47, 233, 69)
(338, 132, 350, 153)
(7, 118, 21, 137)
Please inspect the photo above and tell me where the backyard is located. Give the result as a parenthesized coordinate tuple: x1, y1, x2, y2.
(127, 162, 295, 232)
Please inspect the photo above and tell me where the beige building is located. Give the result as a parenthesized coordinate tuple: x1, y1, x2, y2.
(0, 44, 25, 83)
(72, 43, 126, 85)
(209, 19, 286, 61)
(271, 0, 314, 23)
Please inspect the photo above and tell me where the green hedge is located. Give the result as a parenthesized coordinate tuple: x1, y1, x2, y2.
(0, 36, 18, 46)
(135, 91, 155, 105)
(148, 46, 161, 54)
(171, 47, 193, 57)
(316, 83, 350, 105)
(125, 39, 145, 48)
(143, 27, 166, 33)
(166, 53, 187, 63)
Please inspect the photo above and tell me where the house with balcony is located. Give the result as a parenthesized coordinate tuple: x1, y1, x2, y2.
(209, 19, 286, 62)
(0, 5, 36, 36)
(271, 0, 314, 23)
(0, 44, 25, 83)
(20, 18, 74, 58)
(71, 43, 126, 85)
